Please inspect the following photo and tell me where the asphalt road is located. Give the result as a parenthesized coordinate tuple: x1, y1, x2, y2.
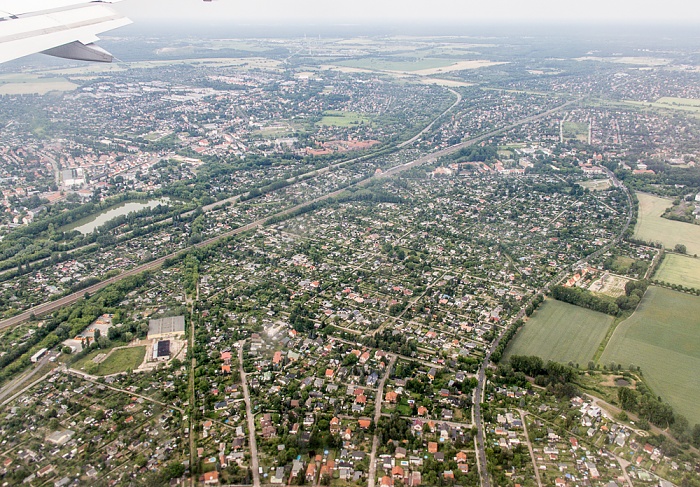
(367, 354, 396, 487)
(239, 341, 261, 487)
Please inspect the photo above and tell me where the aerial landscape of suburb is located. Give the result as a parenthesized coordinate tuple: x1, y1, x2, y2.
(0, 0, 699, 486)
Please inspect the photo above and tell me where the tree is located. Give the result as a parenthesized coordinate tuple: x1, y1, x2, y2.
(693, 424, 700, 448)
(674, 244, 687, 254)
(84, 361, 99, 375)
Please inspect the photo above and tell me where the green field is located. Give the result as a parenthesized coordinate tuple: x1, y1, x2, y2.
(73, 346, 146, 376)
(504, 299, 613, 364)
(655, 253, 700, 289)
(634, 193, 700, 255)
(657, 96, 700, 107)
(600, 287, 700, 424)
(98, 347, 146, 375)
(625, 99, 700, 115)
(316, 110, 372, 127)
(562, 121, 589, 142)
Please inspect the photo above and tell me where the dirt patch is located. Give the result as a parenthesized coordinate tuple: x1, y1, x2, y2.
(588, 272, 630, 298)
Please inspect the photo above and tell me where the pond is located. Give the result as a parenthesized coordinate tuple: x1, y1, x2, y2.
(63, 198, 172, 235)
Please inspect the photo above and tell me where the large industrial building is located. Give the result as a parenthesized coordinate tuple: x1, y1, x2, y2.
(147, 316, 186, 340)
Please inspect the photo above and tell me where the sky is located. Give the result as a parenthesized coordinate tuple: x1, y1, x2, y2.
(118, 0, 700, 25)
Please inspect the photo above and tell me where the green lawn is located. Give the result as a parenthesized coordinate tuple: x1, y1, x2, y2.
(316, 110, 372, 127)
(503, 299, 613, 365)
(600, 287, 700, 424)
(634, 193, 700, 255)
(655, 253, 700, 289)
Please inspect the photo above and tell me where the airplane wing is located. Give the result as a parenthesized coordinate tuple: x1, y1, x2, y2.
(0, 0, 132, 64)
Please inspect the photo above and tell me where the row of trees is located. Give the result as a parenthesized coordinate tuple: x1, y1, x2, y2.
(490, 319, 524, 363)
(550, 285, 619, 316)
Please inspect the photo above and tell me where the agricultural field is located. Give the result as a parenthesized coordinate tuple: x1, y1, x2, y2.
(335, 58, 503, 75)
(600, 287, 700, 424)
(634, 192, 700, 255)
(0, 75, 77, 95)
(503, 299, 613, 364)
(654, 253, 700, 289)
(335, 57, 459, 73)
(316, 110, 372, 127)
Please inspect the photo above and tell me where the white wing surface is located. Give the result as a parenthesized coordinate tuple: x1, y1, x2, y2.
(0, 0, 131, 63)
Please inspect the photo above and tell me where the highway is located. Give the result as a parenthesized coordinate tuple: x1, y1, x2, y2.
(0, 98, 576, 333)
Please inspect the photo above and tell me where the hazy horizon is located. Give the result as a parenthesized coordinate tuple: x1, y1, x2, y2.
(111, 19, 700, 41)
(118, 0, 700, 25)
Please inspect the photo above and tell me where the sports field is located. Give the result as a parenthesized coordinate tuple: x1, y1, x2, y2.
(634, 193, 700, 255)
(503, 299, 613, 364)
(655, 253, 700, 289)
(600, 287, 700, 424)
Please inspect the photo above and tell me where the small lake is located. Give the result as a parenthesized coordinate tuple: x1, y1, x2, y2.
(64, 198, 172, 234)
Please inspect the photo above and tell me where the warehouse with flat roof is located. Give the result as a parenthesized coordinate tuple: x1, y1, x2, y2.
(147, 316, 185, 340)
